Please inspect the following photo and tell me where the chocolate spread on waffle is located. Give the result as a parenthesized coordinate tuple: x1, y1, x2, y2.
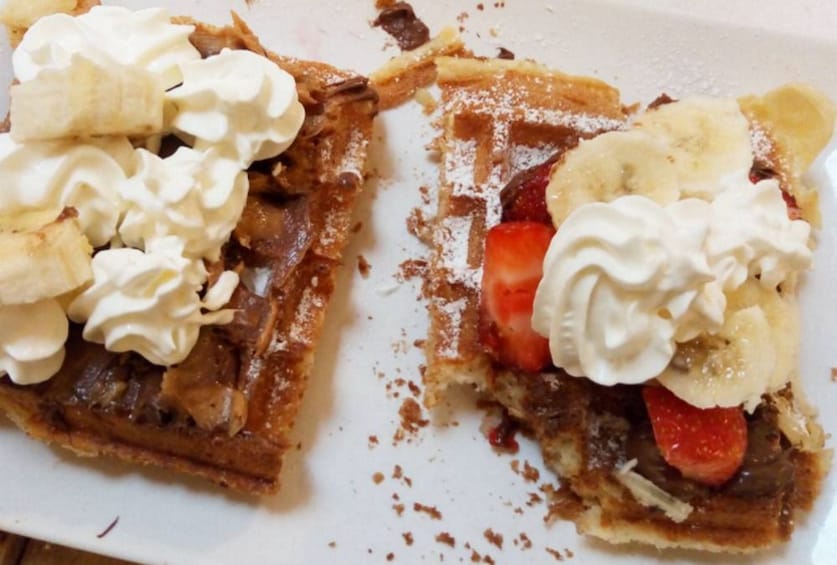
(0, 13, 378, 493)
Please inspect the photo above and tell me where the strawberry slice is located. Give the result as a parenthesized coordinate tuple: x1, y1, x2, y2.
(500, 158, 556, 224)
(642, 386, 748, 487)
(480, 222, 554, 372)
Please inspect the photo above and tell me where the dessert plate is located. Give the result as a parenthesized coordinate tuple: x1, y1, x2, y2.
(1, 1, 836, 563)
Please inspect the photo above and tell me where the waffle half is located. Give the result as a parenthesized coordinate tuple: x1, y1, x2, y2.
(0, 13, 378, 494)
(424, 56, 829, 551)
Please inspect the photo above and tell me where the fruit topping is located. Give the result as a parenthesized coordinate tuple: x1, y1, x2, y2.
(500, 158, 556, 224)
(642, 386, 748, 487)
(480, 222, 553, 373)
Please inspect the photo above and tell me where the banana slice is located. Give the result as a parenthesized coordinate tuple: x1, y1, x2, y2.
(633, 97, 753, 199)
(545, 130, 680, 227)
(10, 54, 164, 142)
(657, 303, 774, 412)
(739, 83, 836, 170)
(0, 209, 93, 305)
(0, 0, 75, 29)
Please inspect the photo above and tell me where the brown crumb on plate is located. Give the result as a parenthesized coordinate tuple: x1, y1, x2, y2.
(435, 532, 456, 547)
(373, 472, 385, 484)
(402, 532, 414, 545)
(483, 528, 503, 549)
(413, 502, 442, 519)
(358, 254, 372, 278)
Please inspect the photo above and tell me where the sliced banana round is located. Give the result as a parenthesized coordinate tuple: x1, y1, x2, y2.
(0, 209, 93, 305)
(545, 129, 680, 227)
(739, 83, 836, 170)
(657, 303, 774, 412)
(633, 97, 753, 199)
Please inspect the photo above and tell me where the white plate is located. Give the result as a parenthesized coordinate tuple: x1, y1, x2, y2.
(2, 1, 837, 564)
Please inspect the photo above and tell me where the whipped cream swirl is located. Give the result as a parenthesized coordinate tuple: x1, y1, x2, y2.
(13, 6, 200, 88)
(532, 195, 719, 385)
(167, 48, 305, 166)
(68, 238, 240, 367)
(0, 133, 133, 246)
(119, 147, 249, 261)
(0, 299, 68, 385)
(707, 176, 812, 290)
(533, 185, 813, 386)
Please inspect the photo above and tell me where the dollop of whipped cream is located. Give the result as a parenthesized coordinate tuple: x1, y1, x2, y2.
(119, 147, 249, 261)
(532, 196, 719, 385)
(167, 48, 305, 166)
(0, 299, 68, 385)
(0, 133, 133, 246)
(68, 238, 240, 367)
(13, 6, 199, 88)
(532, 185, 812, 386)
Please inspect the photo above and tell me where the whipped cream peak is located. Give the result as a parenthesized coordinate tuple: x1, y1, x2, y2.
(68, 237, 239, 367)
(168, 48, 305, 166)
(118, 146, 249, 261)
(14, 6, 199, 88)
(533, 195, 719, 385)
(0, 299, 68, 385)
(0, 133, 132, 247)
(534, 181, 813, 387)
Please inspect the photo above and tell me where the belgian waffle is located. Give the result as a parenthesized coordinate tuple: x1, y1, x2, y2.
(424, 56, 829, 551)
(0, 12, 378, 494)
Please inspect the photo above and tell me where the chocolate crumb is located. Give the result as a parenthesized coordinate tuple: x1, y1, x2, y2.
(413, 502, 443, 520)
(373, 472, 385, 484)
(477, 3, 484, 10)
(358, 254, 372, 278)
(96, 516, 119, 539)
(394, 503, 406, 516)
(373, 2, 430, 51)
(387, 552, 395, 561)
(546, 547, 564, 561)
(435, 532, 456, 547)
(496, 47, 515, 60)
(402, 532, 414, 546)
(483, 528, 503, 549)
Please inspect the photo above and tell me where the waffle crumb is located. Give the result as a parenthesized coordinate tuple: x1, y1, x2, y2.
(831, 367, 837, 381)
(393, 503, 406, 516)
(519, 533, 532, 549)
(522, 461, 540, 483)
(435, 532, 456, 547)
(546, 547, 564, 561)
(413, 502, 443, 519)
(483, 528, 503, 549)
(398, 398, 429, 434)
(328, 541, 336, 548)
(373, 472, 385, 484)
(402, 532, 414, 546)
(414, 88, 438, 114)
(357, 254, 371, 278)
(387, 552, 395, 561)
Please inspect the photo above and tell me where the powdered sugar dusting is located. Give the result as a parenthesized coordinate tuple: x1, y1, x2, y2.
(510, 144, 560, 173)
(435, 297, 467, 359)
(436, 215, 481, 289)
(446, 138, 478, 198)
(750, 125, 774, 163)
(288, 285, 325, 346)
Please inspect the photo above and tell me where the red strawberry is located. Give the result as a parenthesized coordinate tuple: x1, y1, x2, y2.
(500, 159, 556, 224)
(480, 222, 554, 372)
(642, 386, 748, 487)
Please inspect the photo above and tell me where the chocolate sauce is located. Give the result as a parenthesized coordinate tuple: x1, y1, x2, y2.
(373, 2, 430, 51)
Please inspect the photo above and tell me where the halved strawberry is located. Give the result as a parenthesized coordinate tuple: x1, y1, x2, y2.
(500, 158, 556, 224)
(642, 386, 748, 487)
(480, 222, 554, 372)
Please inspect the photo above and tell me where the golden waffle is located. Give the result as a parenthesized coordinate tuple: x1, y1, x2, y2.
(424, 56, 829, 551)
(0, 13, 378, 494)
